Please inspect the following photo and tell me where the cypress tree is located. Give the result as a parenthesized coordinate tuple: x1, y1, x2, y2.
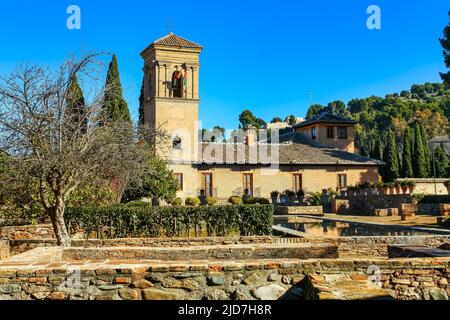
(66, 74, 87, 134)
(102, 54, 131, 123)
(439, 11, 450, 85)
(370, 139, 382, 160)
(434, 144, 449, 178)
(419, 123, 431, 176)
(138, 76, 145, 127)
(413, 123, 428, 178)
(401, 127, 414, 178)
(383, 130, 400, 182)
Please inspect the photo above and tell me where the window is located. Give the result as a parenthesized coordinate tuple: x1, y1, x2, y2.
(338, 174, 347, 189)
(174, 173, 183, 191)
(327, 126, 334, 139)
(173, 136, 182, 150)
(337, 127, 348, 139)
(311, 127, 317, 140)
(171, 70, 183, 98)
(201, 173, 213, 196)
(242, 173, 254, 196)
(292, 174, 303, 193)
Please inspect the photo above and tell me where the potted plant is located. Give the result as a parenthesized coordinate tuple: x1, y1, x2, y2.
(394, 181, 401, 194)
(400, 181, 409, 194)
(296, 189, 305, 204)
(383, 182, 393, 195)
(407, 181, 416, 193)
(285, 189, 296, 203)
(445, 180, 450, 194)
(270, 191, 279, 204)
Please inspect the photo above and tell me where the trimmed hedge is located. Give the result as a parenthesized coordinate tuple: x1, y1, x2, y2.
(65, 204, 273, 239)
(418, 195, 450, 204)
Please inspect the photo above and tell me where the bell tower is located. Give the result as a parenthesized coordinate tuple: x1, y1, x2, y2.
(140, 33, 202, 162)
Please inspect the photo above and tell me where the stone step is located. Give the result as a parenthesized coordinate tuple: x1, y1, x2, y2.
(62, 243, 339, 261)
(296, 274, 394, 300)
(388, 245, 450, 258)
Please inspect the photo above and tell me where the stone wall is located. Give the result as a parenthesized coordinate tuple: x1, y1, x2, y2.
(0, 225, 54, 241)
(276, 235, 450, 258)
(418, 203, 441, 215)
(333, 195, 412, 215)
(0, 241, 9, 259)
(61, 244, 338, 261)
(0, 251, 449, 300)
(275, 206, 323, 215)
(7, 236, 273, 256)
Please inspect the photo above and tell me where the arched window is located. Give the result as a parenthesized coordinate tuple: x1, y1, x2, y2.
(173, 136, 182, 150)
(171, 70, 183, 98)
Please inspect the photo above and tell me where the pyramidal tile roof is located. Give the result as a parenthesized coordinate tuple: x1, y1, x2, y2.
(152, 33, 203, 49)
(293, 111, 357, 128)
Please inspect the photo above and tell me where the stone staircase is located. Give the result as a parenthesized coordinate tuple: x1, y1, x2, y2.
(294, 273, 394, 300)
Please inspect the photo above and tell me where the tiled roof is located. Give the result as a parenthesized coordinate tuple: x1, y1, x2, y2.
(198, 133, 383, 166)
(152, 33, 203, 49)
(293, 111, 357, 129)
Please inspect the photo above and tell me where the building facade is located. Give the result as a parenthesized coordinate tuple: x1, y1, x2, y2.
(141, 33, 382, 201)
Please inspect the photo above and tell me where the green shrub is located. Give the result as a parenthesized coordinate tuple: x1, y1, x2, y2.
(170, 198, 183, 206)
(444, 180, 450, 187)
(256, 198, 270, 204)
(185, 197, 200, 206)
(418, 195, 450, 204)
(228, 196, 243, 205)
(65, 204, 274, 238)
(123, 200, 149, 207)
(205, 196, 218, 206)
(243, 197, 257, 204)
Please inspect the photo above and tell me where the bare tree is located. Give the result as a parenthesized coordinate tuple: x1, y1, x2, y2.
(0, 54, 160, 246)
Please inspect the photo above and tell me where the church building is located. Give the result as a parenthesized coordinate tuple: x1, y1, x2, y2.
(140, 33, 382, 201)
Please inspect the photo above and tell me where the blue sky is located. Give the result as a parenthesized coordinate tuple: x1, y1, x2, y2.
(0, 1, 448, 129)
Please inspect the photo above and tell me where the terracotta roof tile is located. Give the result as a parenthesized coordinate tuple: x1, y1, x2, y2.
(198, 133, 383, 166)
(293, 111, 356, 129)
(152, 33, 202, 49)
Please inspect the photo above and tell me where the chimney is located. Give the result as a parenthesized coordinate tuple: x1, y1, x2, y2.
(245, 126, 257, 146)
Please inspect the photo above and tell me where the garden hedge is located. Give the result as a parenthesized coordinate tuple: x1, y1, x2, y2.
(418, 195, 450, 204)
(65, 204, 273, 239)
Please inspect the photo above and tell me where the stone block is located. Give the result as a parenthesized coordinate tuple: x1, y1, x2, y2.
(142, 288, 183, 300)
(401, 203, 417, 215)
(251, 284, 287, 300)
(373, 209, 388, 217)
(439, 204, 450, 216)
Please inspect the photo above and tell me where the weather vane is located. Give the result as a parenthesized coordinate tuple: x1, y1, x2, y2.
(167, 18, 174, 34)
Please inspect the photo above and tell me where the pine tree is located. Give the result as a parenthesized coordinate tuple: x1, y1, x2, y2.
(434, 143, 449, 178)
(102, 54, 131, 123)
(413, 122, 428, 178)
(66, 74, 87, 134)
(419, 123, 431, 176)
(401, 126, 414, 178)
(383, 130, 400, 182)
